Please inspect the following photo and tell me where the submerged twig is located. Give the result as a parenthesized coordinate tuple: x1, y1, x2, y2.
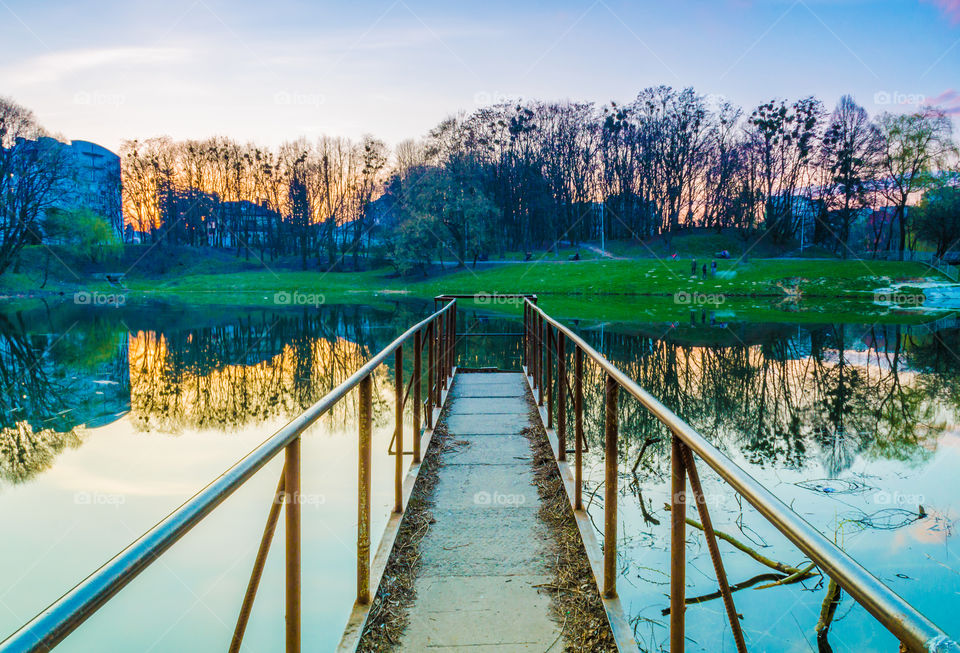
(663, 503, 815, 578)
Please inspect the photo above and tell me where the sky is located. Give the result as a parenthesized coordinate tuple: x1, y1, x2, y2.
(0, 0, 958, 153)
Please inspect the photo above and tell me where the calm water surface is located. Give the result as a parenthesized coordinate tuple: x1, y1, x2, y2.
(0, 299, 957, 651)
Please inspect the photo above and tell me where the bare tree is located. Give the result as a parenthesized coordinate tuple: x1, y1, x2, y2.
(0, 97, 69, 273)
(878, 109, 955, 259)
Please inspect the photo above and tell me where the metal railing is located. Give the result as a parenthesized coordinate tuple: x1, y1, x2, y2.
(523, 299, 959, 653)
(854, 249, 960, 281)
(0, 299, 459, 653)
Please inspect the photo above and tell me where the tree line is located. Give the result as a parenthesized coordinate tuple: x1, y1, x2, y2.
(120, 134, 388, 270)
(122, 88, 958, 272)
(1, 90, 958, 277)
(383, 90, 957, 270)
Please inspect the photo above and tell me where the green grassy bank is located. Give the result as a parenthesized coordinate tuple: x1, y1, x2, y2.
(1, 244, 954, 324)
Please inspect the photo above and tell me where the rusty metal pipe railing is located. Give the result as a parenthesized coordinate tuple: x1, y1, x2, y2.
(669, 435, 687, 651)
(603, 374, 619, 599)
(285, 438, 301, 653)
(524, 298, 959, 653)
(574, 347, 584, 510)
(413, 330, 422, 464)
(556, 331, 566, 462)
(229, 470, 286, 653)
(394, 346, 404, 513)
(357, 374, 372, 605)
(1, 300, 457, 653)
(680, 443, 747, 653)
(546, 326, 554, 427)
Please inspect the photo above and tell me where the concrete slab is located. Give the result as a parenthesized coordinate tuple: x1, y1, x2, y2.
(401, 575, 557, 650)
(397, 372, 563, 651)
(445, 412, 530, 435)
(432, 464, 539, 509)
(419, 508, 547, 575)
(451, 382, 526, 398)
(454, 372, 526, 385)
(444, 434, 532, 466)
(451, 396, 530, 415)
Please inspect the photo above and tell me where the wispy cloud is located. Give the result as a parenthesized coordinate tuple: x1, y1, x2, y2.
(0, 46, 190, 85)
(927, 88, 960, 114)
(924, 0, 960, 24)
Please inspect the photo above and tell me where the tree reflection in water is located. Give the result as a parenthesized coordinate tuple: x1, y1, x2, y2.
(564, 322, 960, 477)
(0, 302, 434, 484)
(126, 309, 392, 432)
(3, 304, 960, 490)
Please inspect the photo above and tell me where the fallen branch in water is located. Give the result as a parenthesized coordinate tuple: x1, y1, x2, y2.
(815, 578, 842, 653)
(754, 561, 818, 589)
(663, 503, 817, 579)
(661, 572, 784, 615)
(631, 437, 661, 473)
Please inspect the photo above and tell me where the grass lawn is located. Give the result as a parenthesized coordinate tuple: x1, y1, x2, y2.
(109, 257, 941, 300)
(410, 258, 937, 297)
(1, 242, 954, 325)
(113, 258, 949, 324)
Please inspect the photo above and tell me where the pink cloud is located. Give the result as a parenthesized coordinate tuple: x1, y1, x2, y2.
(928, 89, 959, 104)
(924, 88, 960, 115)
(925, 0, 960, 23)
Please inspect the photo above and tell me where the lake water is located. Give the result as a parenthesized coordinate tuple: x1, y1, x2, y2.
(0, 299, 957, 651)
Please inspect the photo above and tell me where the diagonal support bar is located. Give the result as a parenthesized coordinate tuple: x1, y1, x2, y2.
(681, 443, 748, 653)
(229, 467, 287, 653)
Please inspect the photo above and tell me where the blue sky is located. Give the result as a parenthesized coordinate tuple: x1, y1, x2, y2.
(1, 0, 957, 151)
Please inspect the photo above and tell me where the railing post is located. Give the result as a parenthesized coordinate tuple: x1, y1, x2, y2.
(603, 374, 618, 598)
(426, 322, 434, 430)
(681, 446, 747, 653)
(557, 331, 566, 461)
(394, 346, 403, 513)
(546, 326, 554, 428)
(413, 330, 422, 463)
(670, 434, 687, 652)
(284, 437, 301, 653)
(445, 305, 452, 384)
(529, 303, 534, 379)
(358, 375, 372, 605)
(449, 300, 456, 376)
(574, 346, 583, 509)
(523, 303, 528, 370)
(436, 312, 444, 398)
(537, 312, 545, 406)
(531, 308, 538, 392)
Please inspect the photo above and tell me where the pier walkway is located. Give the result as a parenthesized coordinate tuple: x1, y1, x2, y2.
(399, 372, 560, 651)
